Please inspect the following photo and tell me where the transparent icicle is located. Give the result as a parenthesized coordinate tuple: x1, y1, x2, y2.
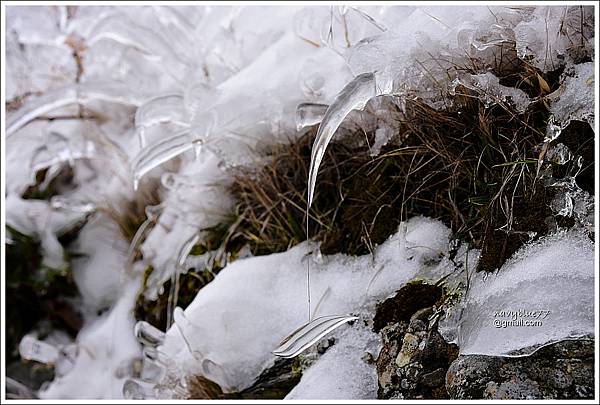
(123, 378, 156, 399)
(176, 233, 201, 269)
(272, 315, 358, 358)
(165, 233, 201, 328)
(131, 130, 193, 190)
(125, 203, 164, 269)
(134, 321, 166, 347)
(7, 82, 143, 136)
(135, 94, 188, 148)
(307, 73, 376, 208)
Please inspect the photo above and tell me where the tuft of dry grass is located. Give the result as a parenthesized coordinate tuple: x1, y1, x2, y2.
(226, 55, 591, 271)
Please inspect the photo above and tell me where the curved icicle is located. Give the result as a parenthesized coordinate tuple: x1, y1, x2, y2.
(273, 314, 358, 358)
(7, 88, 77, 136)
(7, 82, 144, 137)
(134, 321, 165, 347)
(125, 216, 155, 266)
(131, 130, 193, 190)
(307, 73, 376, 207)
(135, 93, 188, 148)
(176, 232, 201, 269)
(87, 13, 187, 81)
(29, 135, 97, 180)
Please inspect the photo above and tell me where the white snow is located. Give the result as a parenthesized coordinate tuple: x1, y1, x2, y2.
(285, 322, 381, 400)
(70, 213, 129, 313)
(157, 217, 457, 393)
(448, 229, 595, 357)
(39, 277, 142, 399)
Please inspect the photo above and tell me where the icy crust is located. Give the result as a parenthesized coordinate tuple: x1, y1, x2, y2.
(447, 230, 594, 357)
(156, 217, 456, 393)
(345, 7, 527, 105)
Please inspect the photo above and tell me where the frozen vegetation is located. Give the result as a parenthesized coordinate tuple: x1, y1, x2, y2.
(3, 4, 596, 400)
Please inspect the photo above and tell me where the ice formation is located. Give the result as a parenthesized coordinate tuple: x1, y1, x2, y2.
(4, 4, 595, 400)
(153, 217, 457, 393)
(548, 62, 596, 130)
(285, 322, 381, 399)
(440, 229, 595, 357)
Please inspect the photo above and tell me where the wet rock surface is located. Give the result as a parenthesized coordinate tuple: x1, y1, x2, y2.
(446, 338, 595, 399)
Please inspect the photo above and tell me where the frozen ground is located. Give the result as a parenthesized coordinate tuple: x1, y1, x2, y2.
(3, 4, 596, 400)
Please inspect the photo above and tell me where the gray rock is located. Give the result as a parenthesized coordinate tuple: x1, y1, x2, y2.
(446, 339, 594, 399)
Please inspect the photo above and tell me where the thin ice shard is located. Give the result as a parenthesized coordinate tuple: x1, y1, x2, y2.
(273, 314, 358, 358)
(176, 233, 201, 269)
(135, 94, 188, 148)
(295, 102, 328, 131)
(125, 203, 164, 269)
(134, 321, 166, 347)
(131, 130, 193, 190)
(307, 73, 376, 207)
(7, 82, 143, 136)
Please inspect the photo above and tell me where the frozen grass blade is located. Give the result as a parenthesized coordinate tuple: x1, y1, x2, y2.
(7, 82, 143, 136)
(272, 314, 358, 358)
(131, 130, 193, 190)
(87, 13, 187, 80)
(307, 73, 376, 208)
(135, 94, 188, 148)
(134, 321, 165, 347)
